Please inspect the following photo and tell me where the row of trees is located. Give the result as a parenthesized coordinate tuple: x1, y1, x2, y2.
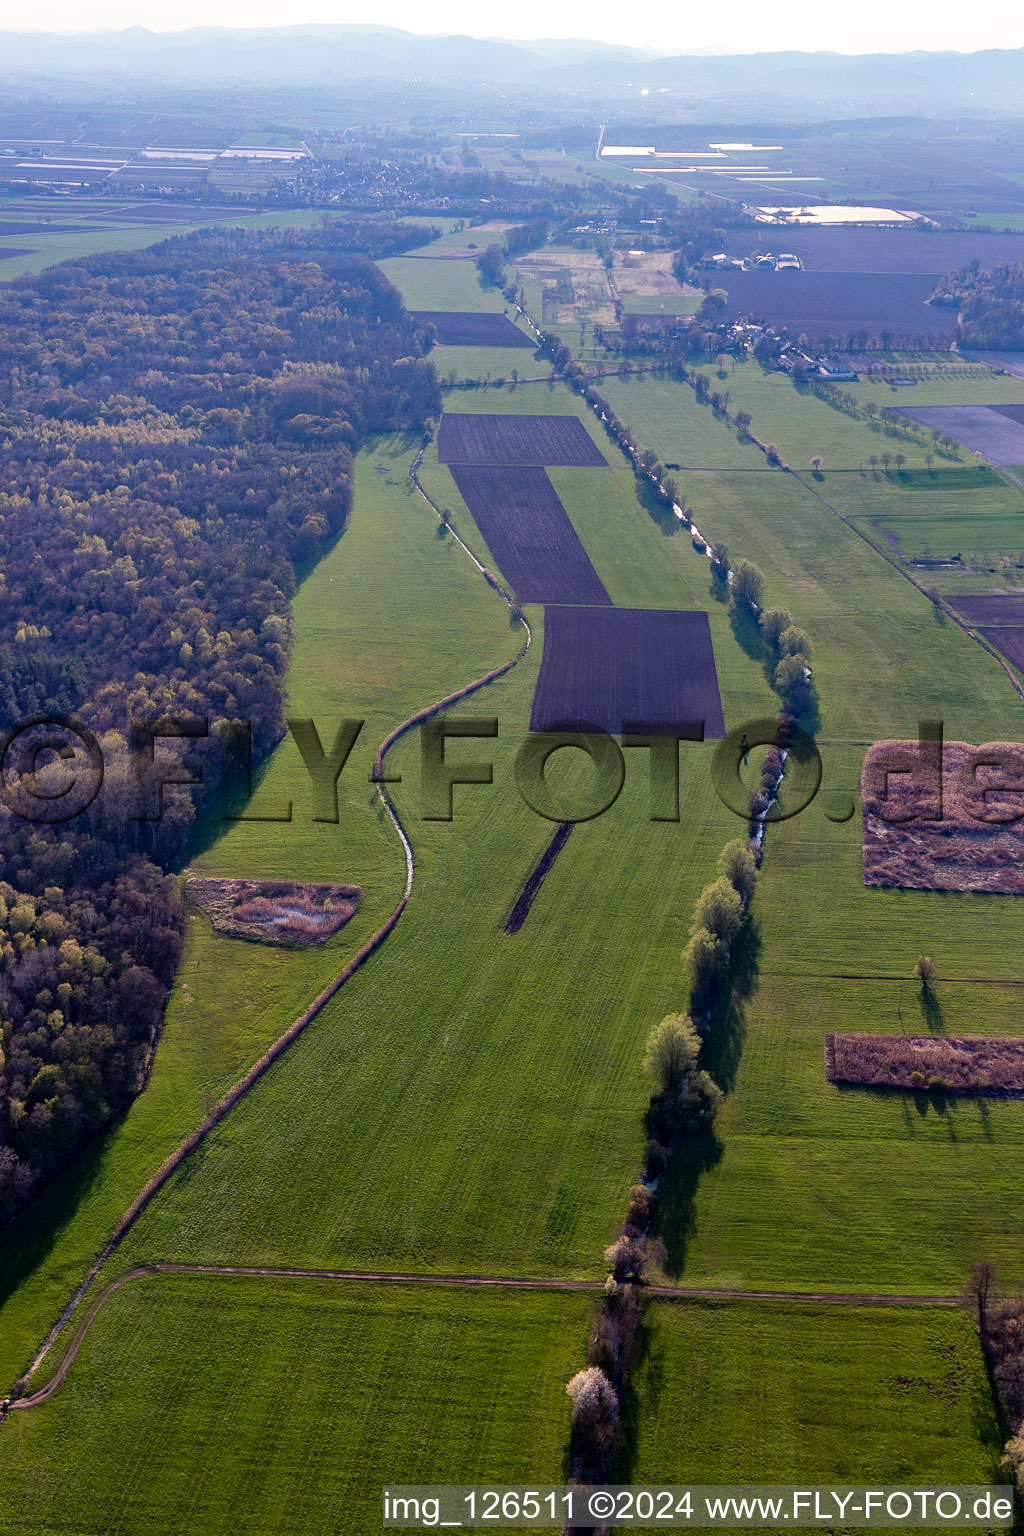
(566, 835, 763, 1491)
(0, 221, 442, 1221)
(806, 376, 965, 459)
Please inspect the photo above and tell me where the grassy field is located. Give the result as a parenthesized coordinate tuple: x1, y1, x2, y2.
(0, 204, 357, 280)
(599, 373, 767, 471)
(0, 1274, 588, 1535)
(432, 343, 545, 384)
(601, 364, 1024, 475)
(378, 255, 509, 312)
(855, 511, 1024, 561)
(105, 383, 771, 1284)
(623, 1300, 1003, 1498)
(378, 252, 543, 384)
(848, 371, 1024, 407)
(0, 221, 199, 278)
(585, 368, 1024, 1293)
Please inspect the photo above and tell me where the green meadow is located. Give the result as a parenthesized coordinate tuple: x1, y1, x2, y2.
(105, 382, 773, 1285)
(0, 1275, 588, 1536)
(589, 370, 1024, 1294)
(623, 1300, 1003, 1502)
(378, 254, 507, 311)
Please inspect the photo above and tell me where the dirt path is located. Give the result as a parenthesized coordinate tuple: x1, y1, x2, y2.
(2, 1261, 958, 1417)
(2, 431, 531, 1417)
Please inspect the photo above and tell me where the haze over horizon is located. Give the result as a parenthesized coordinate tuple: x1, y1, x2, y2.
(5, 4, 1024, 61)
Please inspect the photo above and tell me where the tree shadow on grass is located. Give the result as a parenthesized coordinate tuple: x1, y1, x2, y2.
(709, 567, 730, 606)
(703, 918, 761, 1094)
(611, 1309, 662, 1482)
(651, 1129, 724, 1281)
(728, 599, 768, 669)
(651, 915, 761, 1282)
(918, 981, 945, 1033)
(633, 474, 678, 537)
(0, 1122, 116, 1380)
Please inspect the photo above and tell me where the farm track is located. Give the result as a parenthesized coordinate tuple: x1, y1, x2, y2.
(2, 1261, 960, 1416)
(1, 433, 532, 1420)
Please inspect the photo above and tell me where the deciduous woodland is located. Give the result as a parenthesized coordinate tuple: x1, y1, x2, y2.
(932, 261, 1024, 348)
(0, 219, 440, 1220)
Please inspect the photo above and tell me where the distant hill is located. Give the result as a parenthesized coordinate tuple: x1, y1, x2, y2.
(0, 25, 1023, 111)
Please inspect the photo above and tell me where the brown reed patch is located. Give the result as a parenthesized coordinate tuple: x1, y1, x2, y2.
(186, 877, 361, 946)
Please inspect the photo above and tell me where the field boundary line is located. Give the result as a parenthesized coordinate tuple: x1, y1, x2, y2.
(1, 1262, 958, 1417)
(788, 466, 1024, 708)
(1, 433, 532, 1418)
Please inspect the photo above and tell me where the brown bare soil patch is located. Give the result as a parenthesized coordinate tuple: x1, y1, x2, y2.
(946, 594, 1024, 626)
(614, 251, 699, 300)
(979, 627, 1024, 673)
(862, 738, 1024, 894)
(825, 1032, 1024, 1095)
(186, 877, 361, 945)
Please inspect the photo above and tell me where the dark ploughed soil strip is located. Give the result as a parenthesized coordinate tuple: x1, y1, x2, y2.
(946, 594, 1024, 626)
(992, 403, 1024, 424)
(896, 404, 1024, 465)
(530, 606, 726, 738)
(411, 310, 535, 348)
(450, 464, 610, 606)
(718, 270, 958, 341)
(826, 1032, 1024, 1096)
(504, 822, 573, 934)
(438, 412, 608, 467)
(979, 627, 1024, 672)
(723, 228, 1024, 275)
(0, 221, 82, 236)
(0, 247, 37, 260)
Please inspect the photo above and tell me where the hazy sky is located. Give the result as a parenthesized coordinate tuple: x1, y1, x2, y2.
(13, 0, 1024, 54)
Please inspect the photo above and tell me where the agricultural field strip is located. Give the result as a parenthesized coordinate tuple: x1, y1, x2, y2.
(718, 270, 959, 338)
(589, 355, 1024, 704)
(718, 228, 1024, 273)
(437, 412, 608, 467)
(2, 1262, 963, 1418)
(658, 359, 1024, 701)
(791, 465, 1024, 704)
(449, 465, 611, 606)
(3, 454, 534, 1408)
(530, 606, 726, 738)
(977, 628, 1024, 675)
(410, 310, 534, 348)
(896, 404, 1024, 465)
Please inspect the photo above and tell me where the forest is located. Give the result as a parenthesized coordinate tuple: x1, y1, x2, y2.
(932, 260, 1024, 348)
(0, 217, 441, 1221)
